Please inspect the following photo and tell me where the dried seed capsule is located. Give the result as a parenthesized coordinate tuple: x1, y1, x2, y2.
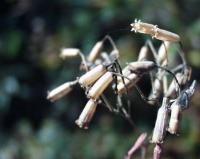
(137, 45, 148, 61)
(153, 144, 162, 159)
(60, 48, 80, 59)
(148, 78, 163, 105)
(168, 102, 181, 134)
(168, 80, 197, 134)
(157, 42, 170, 66)
(47, 81, 73, 102)
(117, 73, 140, 94)
(155, 28, 180, 42)
(128, 61, 156, 74)
(79, 64, 106, 87)
(151, 97, 169, 144)
(130, 20, 180, 42)
(87, 41, 104, 62)
(88, 72, 113, 100)
(75, 99, 97, 129)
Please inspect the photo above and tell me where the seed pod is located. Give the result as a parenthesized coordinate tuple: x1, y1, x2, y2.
(155, 28, 180, 42)
(79, 64, 106, 87)
(148, 78, 163, 105)
(130, 20, 180, 42)
(60, 48, 80, 59)
(88, 72, 113, 100)
(117, 73, 140, 94)
(157, 42, 170, 66)
(137, 45, 148, 61)
(47, 81, 73, 102)
(75, 99, 97, 129)
(153, 144, 162, 159)
(168, 102, 181, 134)
(87, 41, 104, 62)
(128, 61, 156, 74)
(151, 97, 169, 144)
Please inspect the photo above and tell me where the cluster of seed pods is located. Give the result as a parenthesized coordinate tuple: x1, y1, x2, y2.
(47, 20, 197, 159)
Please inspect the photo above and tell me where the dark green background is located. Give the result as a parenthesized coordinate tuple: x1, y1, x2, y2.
(0, 0, 200, 158)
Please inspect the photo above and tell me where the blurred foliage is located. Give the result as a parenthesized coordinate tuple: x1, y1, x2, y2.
(0, 0, 200, 159)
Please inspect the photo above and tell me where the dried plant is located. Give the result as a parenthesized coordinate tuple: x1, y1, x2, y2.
(47, 19, 198, 159)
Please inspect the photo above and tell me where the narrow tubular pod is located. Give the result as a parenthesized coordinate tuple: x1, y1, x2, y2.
(117, 73, 140, 94)
(47, 81, 74, 102)
(137, 45, 148, 61)
(148, 78, 163, 105)
(88, 72, 113, 100)
(130, 20, 180, 42)
(79, 64, 106, 87)
(168, 102, 181, 134)
(128, 61, 156, 74)
(87, 41, 104, 62)
(75, 99, 97, 129)
(157, 42, 170, 66)
(60, 48, 80, 59)
(151, 97, 169, 144)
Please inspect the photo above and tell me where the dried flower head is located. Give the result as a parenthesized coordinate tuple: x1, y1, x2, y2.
(157, 42, 170, 66)
(88, 71, 113, 100)
(137, 45, 149, 61)
(168, 102, 181, 134)
(87, 41, 104, 62)
(151, 97, 169, 144)
(131, 20, 180, 42)
(75, 99, 97, 129)
(79, 64, 106, 87)
(60, 48, 80, 59)
(47, 81, 76, 102)
(128, 61, 156, 74)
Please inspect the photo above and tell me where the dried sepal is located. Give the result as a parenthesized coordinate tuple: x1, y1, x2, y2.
(79, 64, 106, 87)
(128, 61, 156, 74)
(88, 72, 113, 100)
(151, 97, 169, 144)
(75, 99, 97, 129)
(47, 81, 75, 102)
(60, 48, 80, 59)
(130, 20, 180, 42)
(87, 41, 104, 62)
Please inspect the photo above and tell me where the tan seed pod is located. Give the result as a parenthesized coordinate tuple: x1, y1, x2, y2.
(88, 72, 113, 100)
(79, 64, 106, 87)
(157, 42, 170, 66)
(131, 20, 180, 42)
(148, 78, 163, 105)
(137, 45, 148, 61)
(75, 99, 97, 129)
(128, 61, 155, 74)
(59, 48, 80, 59)
(117, 73, 140, 94)
(151, 97, 169, 144)
(168, 102, 181, 134)
(47, 81, 73, 102)
(87, 41, 104, 62)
